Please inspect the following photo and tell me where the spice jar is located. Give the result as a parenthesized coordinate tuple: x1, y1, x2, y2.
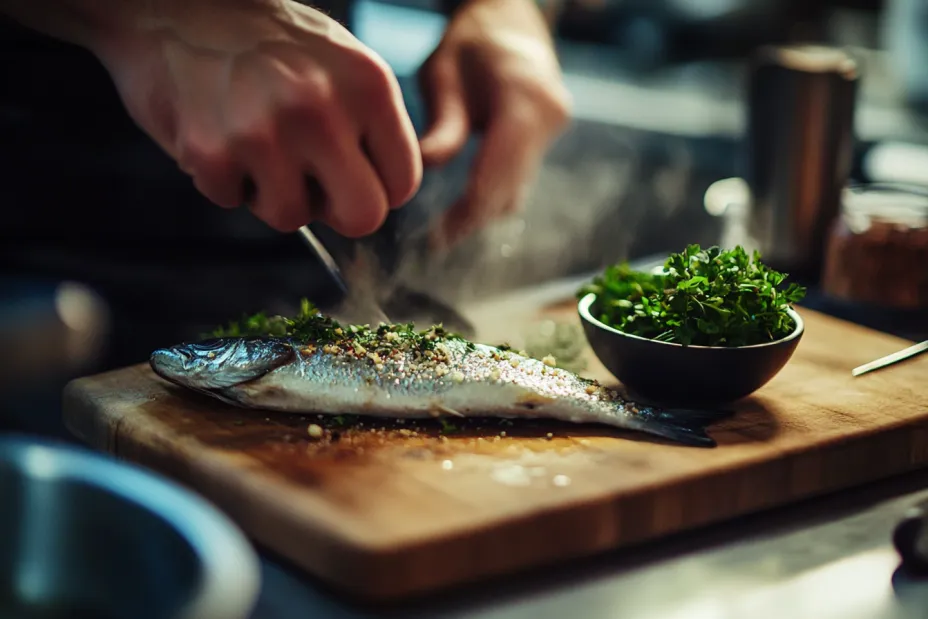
(821, 183, 928, 310)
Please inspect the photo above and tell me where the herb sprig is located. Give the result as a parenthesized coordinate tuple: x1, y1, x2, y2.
(578, 244, 806, 347)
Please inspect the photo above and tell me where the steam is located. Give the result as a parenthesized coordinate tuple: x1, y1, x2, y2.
(391, 133, 645, 306)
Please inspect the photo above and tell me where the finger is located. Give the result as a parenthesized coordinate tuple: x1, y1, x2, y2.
(281, 111, 387, 239)
(235, 130, 313, 233)
(262, 60, 396, 235)
(178, 141, 246, 209)
(417, 54, 470, 167)
(314, 139, 390, 238)
(277, 102, 390, 238)
(433, 106, 543, 248)
(362, 100, 422, 209)
(175, 110, 244, 208)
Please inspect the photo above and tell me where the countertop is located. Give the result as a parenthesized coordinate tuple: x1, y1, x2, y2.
(252, 471, 928, 619)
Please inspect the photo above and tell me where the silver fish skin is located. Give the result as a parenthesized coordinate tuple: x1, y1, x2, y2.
(150, 337, 729, 447)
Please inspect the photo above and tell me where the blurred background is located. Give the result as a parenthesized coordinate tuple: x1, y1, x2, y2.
(3, 0, 928, 439)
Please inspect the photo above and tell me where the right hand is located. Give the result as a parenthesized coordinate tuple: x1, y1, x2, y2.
(93, 0, 422, 236)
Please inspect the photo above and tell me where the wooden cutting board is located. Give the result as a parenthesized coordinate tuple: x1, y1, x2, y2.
(62, 299, 928, 601)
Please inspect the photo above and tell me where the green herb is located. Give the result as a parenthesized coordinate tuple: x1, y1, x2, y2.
(439, 419, 458, 434)
(578, 244, 806, 347)
(204, 298, 475, 356)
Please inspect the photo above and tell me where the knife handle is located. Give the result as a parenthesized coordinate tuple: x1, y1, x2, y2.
(893, 498, 928, 575)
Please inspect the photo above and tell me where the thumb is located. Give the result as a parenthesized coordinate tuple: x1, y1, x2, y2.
(418, 57, 470, 166)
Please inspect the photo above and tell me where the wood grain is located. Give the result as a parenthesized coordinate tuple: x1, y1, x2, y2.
(62, 301, 928, 601)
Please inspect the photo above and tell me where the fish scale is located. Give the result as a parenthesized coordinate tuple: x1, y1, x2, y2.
(150, 336, 731, 447)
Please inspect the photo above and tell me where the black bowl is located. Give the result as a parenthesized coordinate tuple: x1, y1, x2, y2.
(578, 292, 804, 407)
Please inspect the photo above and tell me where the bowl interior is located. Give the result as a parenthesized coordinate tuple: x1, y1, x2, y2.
(0, 437, 260, 619)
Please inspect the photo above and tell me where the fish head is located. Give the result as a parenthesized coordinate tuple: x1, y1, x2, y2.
(150, 337, 295, 391)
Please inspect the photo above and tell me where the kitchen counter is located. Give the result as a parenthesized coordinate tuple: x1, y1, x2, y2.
(252, 469, 928, 619)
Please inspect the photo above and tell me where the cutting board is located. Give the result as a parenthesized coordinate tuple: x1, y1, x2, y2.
(62, 299, 928, 601)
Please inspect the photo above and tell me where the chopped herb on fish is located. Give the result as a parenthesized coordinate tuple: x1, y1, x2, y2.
(207, 298, 475, 361)
(152, 307, 732, 447)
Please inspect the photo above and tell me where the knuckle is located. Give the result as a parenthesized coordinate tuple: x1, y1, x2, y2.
(353, 55, 397, 104)
(176, 136, 226, 174)
(228, 121, 275, 153)
(279, 71, 336, 122)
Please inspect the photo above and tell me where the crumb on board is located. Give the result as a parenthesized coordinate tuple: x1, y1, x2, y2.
(307, 424, 324, 439)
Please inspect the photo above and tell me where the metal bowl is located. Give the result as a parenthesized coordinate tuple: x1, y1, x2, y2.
(0, 435, 261, 619)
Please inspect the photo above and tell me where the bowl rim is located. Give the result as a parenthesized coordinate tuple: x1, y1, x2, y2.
(0, 435, 261, 619)
(578, 292, 804, 350)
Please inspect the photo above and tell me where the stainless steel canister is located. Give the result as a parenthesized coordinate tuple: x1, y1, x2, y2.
(743, 44, 860, 277)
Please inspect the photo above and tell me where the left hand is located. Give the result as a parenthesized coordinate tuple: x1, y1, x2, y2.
(417, 0, 572, 248)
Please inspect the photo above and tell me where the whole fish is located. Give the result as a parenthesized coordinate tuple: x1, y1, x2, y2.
(150, 325, 729, 448)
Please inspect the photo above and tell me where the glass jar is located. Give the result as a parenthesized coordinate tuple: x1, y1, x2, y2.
(821, 183, 928, 310)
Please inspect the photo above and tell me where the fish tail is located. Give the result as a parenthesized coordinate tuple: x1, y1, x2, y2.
(636, 407, 734, 448)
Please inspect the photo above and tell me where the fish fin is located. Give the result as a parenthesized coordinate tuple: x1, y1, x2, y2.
(435, 404, 465, 418)
(661, 408, 736, 424)
(640, 408, 734, 448)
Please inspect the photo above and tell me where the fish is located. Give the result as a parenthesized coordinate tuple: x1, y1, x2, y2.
(149, 324, 730, 448)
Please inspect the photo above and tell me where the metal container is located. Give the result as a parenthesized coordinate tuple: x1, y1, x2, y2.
(0, 436, 261, 619)
(744, 44, 860, 277)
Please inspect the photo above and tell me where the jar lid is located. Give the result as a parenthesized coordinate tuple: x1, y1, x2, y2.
(841, 183, 928, 233)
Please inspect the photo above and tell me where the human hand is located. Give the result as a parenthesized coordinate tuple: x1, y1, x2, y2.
(94, 0, 422, 236)
(418, 0, 572, 248)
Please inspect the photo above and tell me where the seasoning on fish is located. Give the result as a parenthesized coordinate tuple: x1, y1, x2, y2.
(150, 304, 731, 447)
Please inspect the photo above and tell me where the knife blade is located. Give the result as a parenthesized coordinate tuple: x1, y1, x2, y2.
(296, 225, 390, 326)
(851, 340, 928, 377)
(296, 225, 349, 297)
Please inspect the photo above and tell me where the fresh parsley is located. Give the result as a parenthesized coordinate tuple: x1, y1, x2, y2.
(578, 244, 806, 347)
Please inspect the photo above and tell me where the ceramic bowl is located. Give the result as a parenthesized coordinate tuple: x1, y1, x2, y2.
(578, 292, 804, 406)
